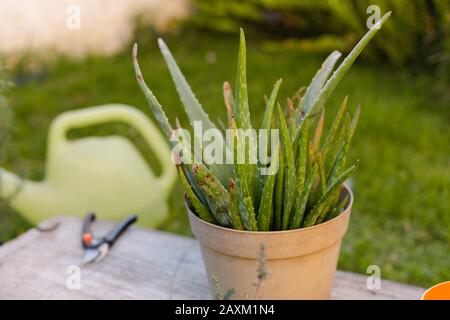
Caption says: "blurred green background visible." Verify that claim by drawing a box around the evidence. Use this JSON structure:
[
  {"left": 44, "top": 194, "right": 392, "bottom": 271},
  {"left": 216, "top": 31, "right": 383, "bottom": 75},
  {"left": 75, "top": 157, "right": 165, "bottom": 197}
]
[{"left": 0, "top": 0, "right": 449, "bottom": 287}]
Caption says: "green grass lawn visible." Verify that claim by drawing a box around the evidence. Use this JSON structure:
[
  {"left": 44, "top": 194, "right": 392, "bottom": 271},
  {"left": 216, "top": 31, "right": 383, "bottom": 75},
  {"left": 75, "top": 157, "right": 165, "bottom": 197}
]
[{"left": 1, "top": 31, "right": 448, "bottom": 287}]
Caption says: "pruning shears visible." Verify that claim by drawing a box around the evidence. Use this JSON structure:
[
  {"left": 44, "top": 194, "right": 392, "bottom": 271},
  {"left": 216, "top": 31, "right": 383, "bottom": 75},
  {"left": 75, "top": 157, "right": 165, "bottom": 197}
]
[{"left": 81, "top": 212, "right": 137, "bottom": 265}]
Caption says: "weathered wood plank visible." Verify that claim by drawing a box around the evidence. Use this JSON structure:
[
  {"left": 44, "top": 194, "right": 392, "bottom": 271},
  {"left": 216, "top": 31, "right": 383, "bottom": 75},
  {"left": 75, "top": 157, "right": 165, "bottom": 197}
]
[{"left": 0, "top": 216, "right": 424, "bottom": 300}]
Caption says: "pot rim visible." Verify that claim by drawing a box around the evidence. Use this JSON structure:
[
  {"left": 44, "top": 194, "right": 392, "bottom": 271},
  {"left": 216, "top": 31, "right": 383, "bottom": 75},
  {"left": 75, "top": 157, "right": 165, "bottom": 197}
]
[{"left": 186, "top": 184, "right": 353, "bottom": 235}]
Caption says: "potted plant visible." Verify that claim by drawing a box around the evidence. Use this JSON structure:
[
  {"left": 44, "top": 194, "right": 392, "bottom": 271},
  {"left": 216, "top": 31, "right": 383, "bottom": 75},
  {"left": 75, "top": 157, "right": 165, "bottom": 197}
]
[{"left": 132, "top": 12, "right": 391, "bottom": 299}]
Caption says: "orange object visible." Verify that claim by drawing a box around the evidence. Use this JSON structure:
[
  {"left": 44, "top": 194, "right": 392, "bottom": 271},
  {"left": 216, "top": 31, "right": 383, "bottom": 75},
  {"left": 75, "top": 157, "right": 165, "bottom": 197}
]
[
  {"left": 422, "top": 281, "right": 450, "bottom": 300},
  {"left": 82, "top": 233, "right": 93, "bottom": 245}
]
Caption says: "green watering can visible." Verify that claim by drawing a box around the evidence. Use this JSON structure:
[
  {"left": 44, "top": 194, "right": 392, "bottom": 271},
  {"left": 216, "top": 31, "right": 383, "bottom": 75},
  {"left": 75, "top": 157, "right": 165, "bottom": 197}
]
[{"left": 0, "top": 104, "right": 176, "bottom": 228}]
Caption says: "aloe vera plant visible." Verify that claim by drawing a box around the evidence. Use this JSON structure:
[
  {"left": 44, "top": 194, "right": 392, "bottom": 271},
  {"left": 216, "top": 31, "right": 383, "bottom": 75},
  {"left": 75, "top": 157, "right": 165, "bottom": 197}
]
[{"left": 133, "top": 12, "right": 391, "bottom": 231}]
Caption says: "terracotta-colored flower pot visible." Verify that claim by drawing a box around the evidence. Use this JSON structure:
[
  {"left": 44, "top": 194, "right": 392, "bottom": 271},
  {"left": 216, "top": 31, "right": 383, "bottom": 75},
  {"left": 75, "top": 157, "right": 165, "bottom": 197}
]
[{"left": 187, "top": 185, "right": 353, "bottom": 300}]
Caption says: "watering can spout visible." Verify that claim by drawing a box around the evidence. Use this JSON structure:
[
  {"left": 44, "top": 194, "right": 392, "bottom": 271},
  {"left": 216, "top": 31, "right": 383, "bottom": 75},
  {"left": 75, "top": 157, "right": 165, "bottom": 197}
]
[
  {"left": 0, "top": 168, "right": 49, "bottom": 220},
  {"left": 0, "top": 168, "right": 24, "bottom": 200}
]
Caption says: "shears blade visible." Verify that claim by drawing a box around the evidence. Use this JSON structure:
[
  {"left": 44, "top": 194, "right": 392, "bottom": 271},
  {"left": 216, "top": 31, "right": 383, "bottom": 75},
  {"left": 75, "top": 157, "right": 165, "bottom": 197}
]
[{"left": 82, "top": 244, "right": 109, "bottom": 265}]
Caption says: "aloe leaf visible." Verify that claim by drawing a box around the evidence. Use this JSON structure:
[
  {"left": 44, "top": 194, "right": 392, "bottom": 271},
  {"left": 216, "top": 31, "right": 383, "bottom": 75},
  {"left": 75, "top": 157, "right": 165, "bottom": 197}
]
[
  {"left": 174, "top": 118, "right": 199, "bottom": 163},
  {"left": 328, "top": 113, "right": 351, "bottom": 185},
  {"left": 172, "top": 119, "right": 211, "bottom": 204},
  {"left": 312, "top": 109, "right": 325, "bottom": 150},
  {"left": 191, "top": 163, "right": 233, "bottom": 227},
  {"left": 292, "top": 116, "right": 311, "bottom": 210},
  {"left": 232, "top": 129, "right": 258, "bottom": 231},
  {"left": 292, "top": 86, "right": 306, "bottom": 106},
  {"left": 234, "top": 28, "right": 252, "bottom": 131},
  {"left": 274, "top": 149, "right": 284, "bottom": 231},
  {"left": 324, "top": 111, "right": 348, "bottom": 177},
  {"left": 297, "top": 50, "right": 342, "bottom": 118},
  {"left": 177, "top": 165, "right": 216, "bottom": 224},
  {"left": 223, "top": 81, "right": 235, "bottom": 128},
  {"left": 133, "top": 43, "right": 173, "bottom": 137},
  {"left": 350, "top": 104, "right": 361, "bottom": 139},
  {"left": 239, "top": 195, "right": 258, "bottom": 231},
  {"left": 261, "top": 79, "right": 282, "bottom": 132},
  {"left": 134, "top": 44, "right": 209, "bottom": 198},
  {"left": 306, "top": 142, "right": 324, "bottom": 205},
  {"left": 158, "top": 38, "right": 218, "bottom": 132},
  {"left": 257, "top": 144, "right": 279, "bottom": 231},
  {"left": 287, "top": 98, "right": 296, "bottom": 137},
  {"left": 328, "top": 105, "right": 359, "bottom": 186},
  {"left": 277, "top": 104, "right": 296, "bottom": 230},
  {"left": 317, "top": 186, "right": 342, "bottom": 224},
  {"left": 229, "top": 178, "right": 244, "bottom": 230},
  {"left": 158, "top": 39, "right": 233, "bottom": 185},
  {"left": 303, "top": 160, "right": 359, "bottom": 227},
  {"left": 234, "top": 29, "right": 261, "bottom": 205},
  {"left": 235, "top": 170, "right": 258, "bottom": 231},
  {"left": 290, "top": 163, "right": 319, "bottom": 229},
  {"left": 310, "top": 12, "right": 392, "bottom": 114},
  {"left": 314, "top": 145, "right": 327, "bottom": 194},
  {"left": 326, "top": 193, "right": 349, "bottom": 222},
  {"left": 321, "top": 96, "right": 348, "bottom": 158},
  {"left": 259, "top": 79, "right": 281, "bottom": 169}
]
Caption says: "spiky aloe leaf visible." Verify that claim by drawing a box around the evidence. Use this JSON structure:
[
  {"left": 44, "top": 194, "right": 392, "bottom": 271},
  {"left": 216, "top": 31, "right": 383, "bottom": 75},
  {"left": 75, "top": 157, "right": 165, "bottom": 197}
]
[
  {"left": 261, "top": 79, "right": 282, "bottom": 132},
  {"left": 313, "top": 145, "right": 327, "bottom": 194},
  {"left": 229, "top": 178, "right": 244, "bottom": 230},
  {"left": 297, "top": 50, "right": 342, "bottom": 118},
  {"left": 177, "top": 165, "right": 216, "bottom": 224},
  {"left": 316, "top": 186, "right": 342, "bottom": 224},
  {"left": 326, "top": 194, "right": 349, "bottom": 222},
  {"left": 291, "top": 116, "right": 311, "bottom": 219},
  {"left": 321, "top": 96, "right": 348, "bottom": 158},
  {"left": 158, "top": 39, "right": 233, "bottom": 185},
  {"left": 274, "top": 149, "right": 284, "bottom": 231},
  {"left": 234, "top": 29, "right": 261, "bottom": 206},
  {"left": 158, "top": 38, "right": 217, "bottom": 132},
  {"left": 303, "top": 160, "right": 359, "bottom": 227},
  {"left": 328, "top": 106, "right": 359, "bottom": 184},
  {"left": 324, "top": 111, "right": 348, "bottom": 178},
  {"left": 134, "top": 50, "right": 211, "bottom": 206},
  {"left": 174, "top": 118, "right": 198, "bottom": 163},
  {"left": 172, "top": 119, "right": 208, "bottom": 204},
  {"left": 235, "top": 175, "right": 257, "bottom": 231},
  {"left": 191, "top": 163, "right": 232, "bottom": 227},
  {"left": 234, "top": 28, "right": 252, "bottom": 131},
  {"left": 239, "top": 195, "right": 258, "bottom": 231},
  {"left": 328, "top": 113, "right": 352, "bottom": 185},
  {"left": 305, "top": 142, "right": 324, "bottom": 205},
  {"left": 259, "top": 80, "right": 281, "bottom": 174},
  {"left": 277, "top": 104, "right": 296, "bottom": 230},
  {"left": 223, "top": 82, "right": 235, "bottom": 128},
  {"left": 350, "top": 104, "right": 361, "bottom": 139},
  {"left": 312, "top": 109, "right": 325, "bottom": 150},
  {"left": 135, "top": 44, "right": 204, "bottom": 200},
  {"left": 232, "top": 129, "right": 258, "bottom": 231},
  {"left": 287, "top": 98, "right": 296, "bottom": 137},
  {"left": 290, "top": 163, "right": 319, "bottom": 229},
  {"left": 310, "top": 12, "right": 392, "bottom": 114},
  {"left": 257, "top": 144, "right": 279, "bottom": 231},
  {"left": 295, "top": 117, "right": 312, "bottom": 172},
  {"left": 292, "top": 86, "right": 306, "bottom": 106},
  {"left": 133, "top": 43, "right": 173, "bottom": 137}
]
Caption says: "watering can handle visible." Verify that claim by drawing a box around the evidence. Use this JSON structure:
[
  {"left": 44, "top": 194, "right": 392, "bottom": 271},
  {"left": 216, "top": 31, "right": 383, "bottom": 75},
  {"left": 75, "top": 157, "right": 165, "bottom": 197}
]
[{"left": 49, "top": 104, "right": 176, "bottom": 195}]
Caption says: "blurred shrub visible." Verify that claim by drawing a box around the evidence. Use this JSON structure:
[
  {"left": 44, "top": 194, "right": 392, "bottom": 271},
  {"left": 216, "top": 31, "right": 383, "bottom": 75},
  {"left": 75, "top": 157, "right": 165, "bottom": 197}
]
[
  {"left": 189, "top": 0, "right": 449, "bottom": 68},
  {"left": 0, "top": 66, "right": 12, "bottom": 162}
]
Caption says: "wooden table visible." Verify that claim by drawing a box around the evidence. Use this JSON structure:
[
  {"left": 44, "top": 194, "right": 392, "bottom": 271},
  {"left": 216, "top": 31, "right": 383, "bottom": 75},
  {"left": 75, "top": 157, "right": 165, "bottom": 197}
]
[{"left": 0, "top": 216, "right": 425, "bottom": 300}]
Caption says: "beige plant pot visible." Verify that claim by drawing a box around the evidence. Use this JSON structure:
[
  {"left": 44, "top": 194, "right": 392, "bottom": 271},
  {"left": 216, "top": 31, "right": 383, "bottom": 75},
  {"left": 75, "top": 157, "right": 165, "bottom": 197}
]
[{"left": 187, "top": 185, "right": 353, "bottom": 300}]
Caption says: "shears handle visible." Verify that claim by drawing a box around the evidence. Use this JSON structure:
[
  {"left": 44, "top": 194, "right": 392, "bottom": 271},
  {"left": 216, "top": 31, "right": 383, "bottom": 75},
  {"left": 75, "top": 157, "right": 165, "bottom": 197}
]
[
  {"left": 104, "top": 215, "right": 138, "bottom": 247},
  {"left": 81, "top": 212, "right": 96, "bottom": 248}
]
